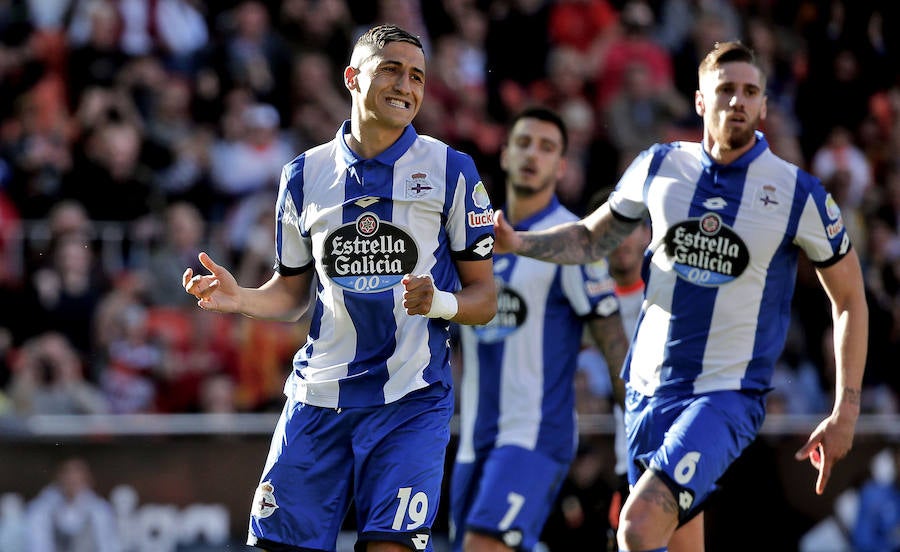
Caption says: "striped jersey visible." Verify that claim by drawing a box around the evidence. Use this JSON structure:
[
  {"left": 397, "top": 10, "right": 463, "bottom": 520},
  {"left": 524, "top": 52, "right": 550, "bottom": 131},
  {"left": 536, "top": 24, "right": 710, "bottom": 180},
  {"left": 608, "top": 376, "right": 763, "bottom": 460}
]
[
  {"left": 274, "top": 121, "right": 495, "bottom": 408},
  {"left": 457, "top": 197, "right": 620, "bottom": 464},
  {"left": 609, "top": 132, "right": 850, "bottom": 397}
]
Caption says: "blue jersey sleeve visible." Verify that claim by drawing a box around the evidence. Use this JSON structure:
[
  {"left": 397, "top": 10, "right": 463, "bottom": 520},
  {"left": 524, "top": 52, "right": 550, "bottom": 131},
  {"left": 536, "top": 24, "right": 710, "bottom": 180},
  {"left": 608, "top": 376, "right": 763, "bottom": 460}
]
[{"left": 444, "top": 148, "right": 494, "bottom": 261}]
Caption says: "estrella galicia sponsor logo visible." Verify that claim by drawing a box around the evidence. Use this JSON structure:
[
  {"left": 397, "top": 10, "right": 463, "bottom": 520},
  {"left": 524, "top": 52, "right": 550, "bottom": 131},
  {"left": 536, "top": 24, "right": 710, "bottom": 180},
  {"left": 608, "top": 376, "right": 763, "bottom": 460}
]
[
  {"left": 474, "top": 282, "right": 526, "bottom": 343},
  {"left": 322, "top": 212, "right": 418, "bottom": 293},
  {"left": 663, "top": 213, "right": 749, "bottom": 286},
  {"left": 472, "top": 181, "right": 490, "bottom": 209},
  {"left": 467, "top": 208, "right": 494, "bottom": 228}
]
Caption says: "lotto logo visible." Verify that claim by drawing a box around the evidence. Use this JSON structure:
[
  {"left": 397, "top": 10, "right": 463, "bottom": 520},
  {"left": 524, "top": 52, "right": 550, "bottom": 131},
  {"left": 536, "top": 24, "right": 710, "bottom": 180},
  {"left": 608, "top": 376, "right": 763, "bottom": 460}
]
[
  {"left": 472, "top": 235, "right": 494, "bottom": 258},
  {"left": 411, "top": 533, "right": 430, "bottom": 550}
]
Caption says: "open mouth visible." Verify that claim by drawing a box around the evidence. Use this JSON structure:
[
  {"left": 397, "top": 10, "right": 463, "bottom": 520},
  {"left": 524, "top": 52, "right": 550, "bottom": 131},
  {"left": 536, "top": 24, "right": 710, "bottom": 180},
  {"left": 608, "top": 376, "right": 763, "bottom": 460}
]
[{"left": 387, "top": 98, "right": 410, "bottom": 109}]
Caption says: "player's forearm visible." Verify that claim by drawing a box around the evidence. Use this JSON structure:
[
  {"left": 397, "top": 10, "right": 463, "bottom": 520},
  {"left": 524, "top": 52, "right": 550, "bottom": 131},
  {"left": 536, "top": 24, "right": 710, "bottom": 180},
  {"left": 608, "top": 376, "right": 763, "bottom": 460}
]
[
  {"left": 517, "top": 205, "right": 640, "bottom": 265},
  {"left": 239, "top": 275, "right": 310, "bottom": 322},
  {"left": 830, "top": 293, "right": 868, "bottom": 419},
  {"left": 589, "top": 315, "right": 629, "bottom": 409},
  {"left": 451, "top": 278, "right": 497, "bottom": 326}
]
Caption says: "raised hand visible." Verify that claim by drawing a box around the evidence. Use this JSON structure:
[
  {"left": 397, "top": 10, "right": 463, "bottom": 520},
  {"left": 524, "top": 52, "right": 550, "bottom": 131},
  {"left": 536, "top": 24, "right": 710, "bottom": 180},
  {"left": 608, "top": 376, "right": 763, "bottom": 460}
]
[
  {"left": 182, "top": 252, "right": 241, "bottom": 313},
  {"left": 492, "top": 209, "right": 520, "bottom": 255}
]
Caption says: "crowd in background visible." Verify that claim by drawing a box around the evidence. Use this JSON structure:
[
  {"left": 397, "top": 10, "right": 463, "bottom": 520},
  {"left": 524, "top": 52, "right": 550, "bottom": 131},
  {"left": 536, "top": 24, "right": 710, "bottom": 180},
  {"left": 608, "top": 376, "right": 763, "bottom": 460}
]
[{"left": 0, "top": 0, "right": 898, "bottom": 421}]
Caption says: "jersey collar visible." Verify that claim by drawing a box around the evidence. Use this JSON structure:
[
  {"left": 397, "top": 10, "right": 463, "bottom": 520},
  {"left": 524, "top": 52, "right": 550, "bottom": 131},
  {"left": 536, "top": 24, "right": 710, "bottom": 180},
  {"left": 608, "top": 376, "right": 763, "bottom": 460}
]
[
  {"left": 701, "top": 130, "right": 769, "bottom": 169},
  {"left": 336, "top": 120, "right": 419, "bottom": 167},
  {"left": 507, "top": 195, "right": 562, "bottom": 231}
]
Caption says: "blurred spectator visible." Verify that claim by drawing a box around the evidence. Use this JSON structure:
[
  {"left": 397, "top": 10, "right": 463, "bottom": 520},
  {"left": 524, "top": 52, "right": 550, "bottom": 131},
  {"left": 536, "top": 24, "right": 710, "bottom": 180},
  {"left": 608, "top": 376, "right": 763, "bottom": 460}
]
[
  {"left": 7, "top": 332, "right": 109, "bottom": 415},
  {"left": 26, "top": 457, "right": 120, "bottom": 552},
  {"left": 68, "top": 0, "right": 208, "bottom": 63},
  {"left": 28, "top": 233, "right": 108, "bottom": 357},
  {"left": 668, "top": 8, "right": 736, "bottom": 121},
  {"left": 529, "top": 45, "right": 594, "bottom": 113},
  {"left": 289, "top": 51, "right": 349, "bottom": 149},
  {"left": 358, "top": 0, "right": 432, "bottom": 56},
  {"left": 65, "top": 0, "right": 132, "bottom": 109},
  {"left": 278, "top": 0, "right": 354, "bottom": 70},
  {"left": 796, "top": 1, "right": 891, "bottom": 158},
  {"left": 142, "top": 73, "right": 215, "bottom": 209},
  {"left": 0, "top": 185, "right": 23, "bottom": 289},
  {"left": 761, "top": 104, "right": 805, "bottom": 167},
  {"left": 0, "top": 76, "right": 73, "bottom": 219},
  {"left": 743, "top": 17, "right": 798, "bottom": 117},
  {"left": 593, "top": 0, "right": 674, "bottom": 114},
  {"left": 152, "top": 307, "right": 238, "bottom": 413},
  {"left": 811, "top": 126, "right": 873, "bottom": 211},
  {"left": 654, "top": 0, "right": 740, "bottom": 54},
  {"left": 548, "top": 0, "right": 617, "bottom": 72},
  {"left": 768, "top": 317, "right": 829, "bottom": 416},
  {"left": 208, "top": 102, "right": 295, "bottom": 257},
  {"left": 557, "top": 97, "right": 619, "bottom": 214},
  {"left": 198, "top": 371, "right": 238, "bottom": 414},
  {"left": 61, "top": 118, "right": 158, "bottom": 225},
  {"left": 101, "top": 303, "right": 162, "bottom": 413},
  {"left": 91, "top": 269, "right": 147, "bottom": 363},
  {"left": 207, "top": 0, "right": 293, "bottom": 120},
  {"left": 0, "top": 492, "right": 26, "bottom": 551},
  {"left": 142, "top": 201, "right": 213, "bottom": 307},
  {"left": 541, "top": 439, "right": 616, "bottom": 551},
  {"left": 484, "top": 0, "right": 551, "bottom": 121},
  {"left": 851, "top": 443, "right": 900, "bottom": 552},
  {"left": 604, "top": 59, "right": 689, "bottom": 171}
]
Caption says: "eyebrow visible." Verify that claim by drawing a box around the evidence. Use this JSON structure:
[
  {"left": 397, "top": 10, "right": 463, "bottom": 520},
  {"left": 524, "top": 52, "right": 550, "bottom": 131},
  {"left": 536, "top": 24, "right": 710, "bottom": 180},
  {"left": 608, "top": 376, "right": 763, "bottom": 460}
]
[{"left": 379, "top": 59, "right": 426, "bottom": 78}]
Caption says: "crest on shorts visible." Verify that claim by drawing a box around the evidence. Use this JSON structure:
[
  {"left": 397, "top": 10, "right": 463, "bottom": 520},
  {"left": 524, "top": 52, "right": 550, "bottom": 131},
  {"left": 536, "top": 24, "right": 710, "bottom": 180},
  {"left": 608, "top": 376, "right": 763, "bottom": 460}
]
[{"left": 251, "top": 481, "right": 279, "bottom": 518}]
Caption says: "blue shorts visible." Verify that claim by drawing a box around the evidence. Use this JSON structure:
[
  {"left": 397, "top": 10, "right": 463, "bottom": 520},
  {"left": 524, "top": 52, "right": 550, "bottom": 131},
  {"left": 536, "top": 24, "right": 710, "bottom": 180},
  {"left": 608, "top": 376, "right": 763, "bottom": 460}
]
[
  {"left": 624, "top": 387, "right": 766, "bottom": 521},
  {"left": 248, "top": 385, "right": 453, "bottom": 551},
  {"left": 449, "top": 445, "right": 570, "bottom": 552}
]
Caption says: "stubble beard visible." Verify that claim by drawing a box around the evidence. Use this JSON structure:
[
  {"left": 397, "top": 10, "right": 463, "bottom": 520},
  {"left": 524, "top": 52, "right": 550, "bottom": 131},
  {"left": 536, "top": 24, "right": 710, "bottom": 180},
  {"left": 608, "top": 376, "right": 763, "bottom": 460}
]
[
  {"left": 509, "top": 176, "right": 554, "bottom": 199},
  {"left": 720, "top": 114, "right": 759, "bottom": 151}
]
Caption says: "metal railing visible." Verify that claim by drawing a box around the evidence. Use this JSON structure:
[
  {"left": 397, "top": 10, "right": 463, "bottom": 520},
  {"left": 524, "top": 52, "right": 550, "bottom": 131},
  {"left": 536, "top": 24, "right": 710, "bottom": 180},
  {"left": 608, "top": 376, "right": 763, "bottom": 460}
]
[{"left": 3, "top": 413, "right": 899, "bottom": 439}]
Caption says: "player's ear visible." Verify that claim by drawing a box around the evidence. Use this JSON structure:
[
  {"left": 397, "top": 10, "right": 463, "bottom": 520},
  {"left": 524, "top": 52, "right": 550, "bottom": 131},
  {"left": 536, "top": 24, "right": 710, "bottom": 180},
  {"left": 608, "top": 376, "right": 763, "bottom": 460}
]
[
  {"left": 499, "top": 144, "right": 510, "bottom": 172},
  {"left": 760, "top": 95, "right": 768, "bottom": 121},
  {"left": 695, "top": 90, "right": 705, "bottom": 116},
  {"left": 556, "top": 155, "right": 568, "bottom": 182},
  {"left": 344, "top": 66, "right": 359, "bottom": 92}
]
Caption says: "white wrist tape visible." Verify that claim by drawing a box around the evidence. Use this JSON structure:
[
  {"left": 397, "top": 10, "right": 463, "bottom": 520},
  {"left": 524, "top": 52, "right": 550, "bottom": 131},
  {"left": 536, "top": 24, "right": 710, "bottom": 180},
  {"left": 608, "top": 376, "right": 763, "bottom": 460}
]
[{"left": 426, "top": 280, "right": 458, "bottom": 320}]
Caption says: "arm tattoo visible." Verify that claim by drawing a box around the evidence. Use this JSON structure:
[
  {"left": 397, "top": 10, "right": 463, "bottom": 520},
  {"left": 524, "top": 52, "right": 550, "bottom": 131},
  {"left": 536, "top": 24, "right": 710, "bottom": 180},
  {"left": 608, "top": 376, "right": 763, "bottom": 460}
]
[
  {"left": 842, "top": 388, "right": 861, "bottom": 407},
  {"left": 517, "top": 214, "right": 641, "bottom": 265}
]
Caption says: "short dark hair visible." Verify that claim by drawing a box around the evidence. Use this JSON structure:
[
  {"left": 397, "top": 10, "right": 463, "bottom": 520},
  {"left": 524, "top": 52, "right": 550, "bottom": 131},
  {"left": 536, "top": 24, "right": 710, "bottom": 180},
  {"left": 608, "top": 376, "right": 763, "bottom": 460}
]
[
  {"left": 351, "top": 24, "right": 423, "bottom": 66},
  {"left": 698, "top": 41, "right": 767, "bottom": 89},
  {"left": 509, "top": 107, "right": 569, "bottom": 154}
]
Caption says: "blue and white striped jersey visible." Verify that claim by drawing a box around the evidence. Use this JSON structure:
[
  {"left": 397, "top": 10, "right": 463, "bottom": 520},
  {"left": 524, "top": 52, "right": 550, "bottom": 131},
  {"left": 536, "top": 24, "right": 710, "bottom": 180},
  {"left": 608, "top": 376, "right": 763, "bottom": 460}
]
[
  {"left": 609, "top": 132, "right": 850, "bottom": 397},
  {"left": 457, "top": 197, "right": 620, "bottom": 464},
  {"left": 274, "top": 121, "right": 494, "bottom": 408}
]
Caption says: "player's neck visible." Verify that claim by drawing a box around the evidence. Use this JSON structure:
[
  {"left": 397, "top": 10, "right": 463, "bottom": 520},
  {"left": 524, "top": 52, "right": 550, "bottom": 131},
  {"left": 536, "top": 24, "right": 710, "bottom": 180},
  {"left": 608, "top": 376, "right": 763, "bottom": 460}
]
[
  {"left": 505, "top": 195, "right": 552, "bottom": 226},
  {"left": 505, "top": 185, "right": 554, "bottom": 226},
  {"left": 346, "top": 120, "right": 403, "bottom": 159},
  {"left": 704, "top": 135, "right": 756, "bottom": 166}
]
